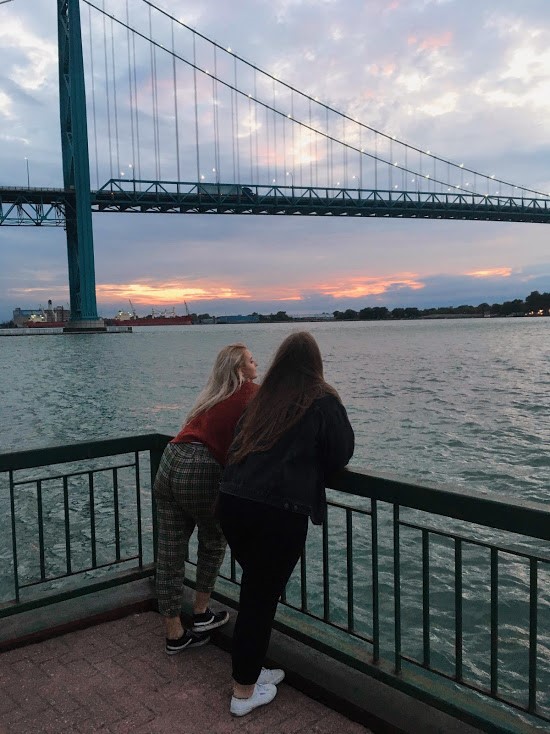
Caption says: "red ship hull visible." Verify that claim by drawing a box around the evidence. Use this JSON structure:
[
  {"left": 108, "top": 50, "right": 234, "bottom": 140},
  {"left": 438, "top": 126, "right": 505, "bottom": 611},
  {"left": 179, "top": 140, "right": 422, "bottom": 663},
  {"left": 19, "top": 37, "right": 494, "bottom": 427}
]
[{"left": 25, "top": 321, "right": 67, "bottom": 328}]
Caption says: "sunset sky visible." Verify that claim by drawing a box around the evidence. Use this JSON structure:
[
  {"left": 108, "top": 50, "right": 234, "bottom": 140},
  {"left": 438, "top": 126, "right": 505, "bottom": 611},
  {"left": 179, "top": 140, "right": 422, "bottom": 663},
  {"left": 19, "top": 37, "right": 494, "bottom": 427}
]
[{"left": 1, "top": 0, "right": 549, "bottom": 320}]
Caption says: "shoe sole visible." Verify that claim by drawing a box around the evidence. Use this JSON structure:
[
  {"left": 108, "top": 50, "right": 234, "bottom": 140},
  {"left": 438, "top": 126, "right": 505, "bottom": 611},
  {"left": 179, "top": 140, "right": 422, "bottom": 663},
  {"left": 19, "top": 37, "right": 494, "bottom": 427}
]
[
  {"left": 192, "top": 611, "right": 230, "bottom": 633},
  {"left": 165, "top": 635, "right": 210, "bottom": 655},
  {"left": 230, "top": 692, "right": 276, "bottom": 717}
]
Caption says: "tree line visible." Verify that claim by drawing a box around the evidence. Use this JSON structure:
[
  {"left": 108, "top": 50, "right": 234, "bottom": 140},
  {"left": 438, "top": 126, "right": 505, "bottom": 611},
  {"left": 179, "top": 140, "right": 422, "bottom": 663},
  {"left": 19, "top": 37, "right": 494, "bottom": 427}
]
[{"left": 332, "top": 290, "right": 550, "bottom": 321}]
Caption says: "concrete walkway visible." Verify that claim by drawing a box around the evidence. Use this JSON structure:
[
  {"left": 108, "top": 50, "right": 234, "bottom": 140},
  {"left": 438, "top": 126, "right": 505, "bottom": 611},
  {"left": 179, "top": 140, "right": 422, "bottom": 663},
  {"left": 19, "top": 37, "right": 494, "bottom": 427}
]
[{"left": 0, "top": 611, "right": 372, "bottom": 734}]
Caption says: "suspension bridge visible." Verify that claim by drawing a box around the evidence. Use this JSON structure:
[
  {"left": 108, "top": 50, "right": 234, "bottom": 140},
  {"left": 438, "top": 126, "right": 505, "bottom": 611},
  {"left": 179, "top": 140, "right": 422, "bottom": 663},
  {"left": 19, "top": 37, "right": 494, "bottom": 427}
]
[{"left": 1, "top": 0, "right": 549, "bottom": 329}]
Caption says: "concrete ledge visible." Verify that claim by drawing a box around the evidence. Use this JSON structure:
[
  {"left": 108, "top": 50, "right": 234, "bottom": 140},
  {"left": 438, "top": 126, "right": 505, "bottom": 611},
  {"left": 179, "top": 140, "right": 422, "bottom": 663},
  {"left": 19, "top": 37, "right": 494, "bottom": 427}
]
[{"left": 0, "top": 578, "right": 155, "bottom": 652}]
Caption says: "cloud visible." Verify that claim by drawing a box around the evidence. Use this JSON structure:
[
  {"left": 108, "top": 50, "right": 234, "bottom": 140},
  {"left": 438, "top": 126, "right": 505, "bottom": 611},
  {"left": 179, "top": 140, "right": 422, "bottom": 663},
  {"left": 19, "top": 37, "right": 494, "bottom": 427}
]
[
  {"left": 466, "top": 267, "right": 512, "bottom": 279},
  {"left": 1, "top": 0, "right": 549, "bottom": 323}
]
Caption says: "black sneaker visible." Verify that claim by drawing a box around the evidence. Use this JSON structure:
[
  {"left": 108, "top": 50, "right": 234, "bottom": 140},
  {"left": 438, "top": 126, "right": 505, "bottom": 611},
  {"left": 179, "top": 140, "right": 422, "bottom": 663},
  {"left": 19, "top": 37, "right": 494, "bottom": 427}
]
[
  {"left": 192, "top": 608, "right": 229, "bottom": 633},
  {"left": 165, "top": 629, "right": 210, "bottom": 655}
]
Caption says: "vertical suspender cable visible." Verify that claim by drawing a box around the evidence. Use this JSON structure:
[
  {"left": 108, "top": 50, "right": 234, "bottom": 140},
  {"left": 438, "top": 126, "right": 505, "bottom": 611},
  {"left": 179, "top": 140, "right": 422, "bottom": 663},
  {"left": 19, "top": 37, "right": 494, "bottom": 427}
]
[
  {"left": 125, "top": 1, "right": 136, "bottom": 185},
  {"left": 171, "top": 22, "right": 181, "bottom": 184},
  {"left": 359, "top": 125, "right": 362, "bottom": 190},
  {"left": 389, "top": 138, "right": 393, "bottom": 190},
  {"left": 149, "top": 7, "right": 161, "bottom": 180},
  {"left": 314, "top": 103, "right": 318, "bottom": 187},
  {"left": 292, "top": 91, "right": 297, "bottom": 185},
  {"left": 272, "top": 79, "right": 277, "bottom": 184},
  {"left": 193, "top": 34, "right": 201, "bottom": 183},
  {"left": 248, "top": 95, "right": 253, "bottom": 185},
  {"left": 343, "top": 117, "right": 347, "bottom": 187},
  {"left": 282, "top": 115, "right": 287, "bottom": 185},
  {"left": 374, "top": 132, "right": 378, "bottom": 191},
  {"left": 254, "top": 70, "right": 259, "bottom": 185},
  {"left": 265, "top": 105, "right": 270, "bottom": 185},
  {"left": 234, "top": 56, "right": 240, "bottom": 186},
  {"left": 325, "top": 106, "right": 329, "bottom": 188},
  {"left": 308, "top": 97, "right": 313, "bottom": 188},
  {"left": 110, "top": 17, "right": 121, "bottom": 178},
  {"left": 230, "top": 65, "right": 236, "bottom": 182},
  {"left": 102, "top": 0, "right": 113, "bottom": 180},
  {"left": 212, "top": 47, "right": 220, "bottom": 181},
  {"left": 132, "top": 34, "right": 142, "bottom": 186},
  {"left": 88, "top": 5, "right": 100, "bottom": 188}
]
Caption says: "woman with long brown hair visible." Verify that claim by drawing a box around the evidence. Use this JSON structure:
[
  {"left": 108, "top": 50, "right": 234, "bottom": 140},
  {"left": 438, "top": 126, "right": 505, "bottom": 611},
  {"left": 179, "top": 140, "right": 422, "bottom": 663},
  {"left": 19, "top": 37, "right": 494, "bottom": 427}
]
[
  {"left": 218, "top": 331, "right": 354, "bottom": 716},
  {"left": 154, "top": 343, "right": 258, "bottom": 654}
]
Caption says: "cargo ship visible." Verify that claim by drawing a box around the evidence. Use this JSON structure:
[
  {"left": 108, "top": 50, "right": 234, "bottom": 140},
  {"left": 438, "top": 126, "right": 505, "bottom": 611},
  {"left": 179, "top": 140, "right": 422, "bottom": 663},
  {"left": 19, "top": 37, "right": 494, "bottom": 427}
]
[
  {"left": 13, "top": 301, "right": 70, "bottom": 328},
  {"left": 104, "top": 301, "right": 193, "bottom": 326}
]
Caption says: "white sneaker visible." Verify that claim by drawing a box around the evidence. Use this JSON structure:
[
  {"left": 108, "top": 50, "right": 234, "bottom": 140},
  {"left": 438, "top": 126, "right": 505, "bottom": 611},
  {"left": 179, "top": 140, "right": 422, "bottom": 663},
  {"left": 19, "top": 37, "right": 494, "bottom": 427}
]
[
  {"left": 257, "top": 667, "right": 285, "bottom": 685},
  {"left": 230, "top": 683, "right": 277, "bottom": 717}
]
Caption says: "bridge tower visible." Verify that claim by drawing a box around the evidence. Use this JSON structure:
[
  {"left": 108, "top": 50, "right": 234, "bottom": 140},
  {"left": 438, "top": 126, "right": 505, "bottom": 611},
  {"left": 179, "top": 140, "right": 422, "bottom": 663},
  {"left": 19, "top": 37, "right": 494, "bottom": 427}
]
[{"left": 57, "top": 0, "right": 105, "bottom": 331}]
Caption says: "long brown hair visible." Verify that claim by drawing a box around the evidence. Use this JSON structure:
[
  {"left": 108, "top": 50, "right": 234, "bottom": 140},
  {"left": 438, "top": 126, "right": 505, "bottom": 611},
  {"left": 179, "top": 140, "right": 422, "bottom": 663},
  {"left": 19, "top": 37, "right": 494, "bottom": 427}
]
[{"left": 229, "top": 331, "right": 339, "bottom": 463}]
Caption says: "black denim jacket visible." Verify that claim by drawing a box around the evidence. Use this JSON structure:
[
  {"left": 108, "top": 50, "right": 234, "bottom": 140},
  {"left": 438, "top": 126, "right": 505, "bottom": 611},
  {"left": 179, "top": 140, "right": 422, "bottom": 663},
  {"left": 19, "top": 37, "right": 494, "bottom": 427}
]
[{"left": 219, "top": 394, "right": 354, "bottom": 524}]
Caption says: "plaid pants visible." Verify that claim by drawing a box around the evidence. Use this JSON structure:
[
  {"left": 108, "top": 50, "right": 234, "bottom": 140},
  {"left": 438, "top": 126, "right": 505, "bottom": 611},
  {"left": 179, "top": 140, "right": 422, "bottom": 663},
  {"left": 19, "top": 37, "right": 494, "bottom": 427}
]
[{"left": 154, "top": 442, "right": 226, "bottom": 617}]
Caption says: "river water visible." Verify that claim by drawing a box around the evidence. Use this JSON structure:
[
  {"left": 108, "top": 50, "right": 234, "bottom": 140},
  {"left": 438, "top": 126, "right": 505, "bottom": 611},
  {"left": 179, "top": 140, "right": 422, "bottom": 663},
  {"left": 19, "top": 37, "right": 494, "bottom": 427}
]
[
  {"left": 1, "top": 319, "right": 549, "bottom": 715},
  {"left": 2, "top": 318, "right": 548, "bottom": 499}
]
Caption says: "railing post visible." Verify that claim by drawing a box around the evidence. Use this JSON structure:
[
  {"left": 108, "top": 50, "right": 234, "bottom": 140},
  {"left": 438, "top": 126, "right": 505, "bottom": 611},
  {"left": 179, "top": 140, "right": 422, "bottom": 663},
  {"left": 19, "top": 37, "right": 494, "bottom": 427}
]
[{"left": 149, "top": 442, "right": 165, "bottom": 564}]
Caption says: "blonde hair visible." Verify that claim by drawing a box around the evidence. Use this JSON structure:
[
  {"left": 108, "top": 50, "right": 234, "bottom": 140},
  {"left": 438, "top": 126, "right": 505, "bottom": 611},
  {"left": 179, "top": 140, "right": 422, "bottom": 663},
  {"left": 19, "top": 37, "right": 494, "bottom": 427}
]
[{"left": 185, "top": 343, "right": 249, "bottom": 423}]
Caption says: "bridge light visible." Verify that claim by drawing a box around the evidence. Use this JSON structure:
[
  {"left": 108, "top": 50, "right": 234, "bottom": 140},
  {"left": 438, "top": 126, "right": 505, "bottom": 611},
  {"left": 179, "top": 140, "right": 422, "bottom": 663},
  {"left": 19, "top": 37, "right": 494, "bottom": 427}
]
[
  {"left": 425, "top": 174, "right": 429, "bottom": 178},
  {"left": 459, "top": 163, "right": 464, "bottom": 168},
  {"left": 490, "top": 175, "right": 495, "bottom": 179},
  {"left": 426, "top": 150, "right": 430, "bottom": 154},
  {"left": 394, "top": 162, "right": 398, "bottom": 166},
  {"left": 227, "top": 47, "right": 232, "bottom": 52}
]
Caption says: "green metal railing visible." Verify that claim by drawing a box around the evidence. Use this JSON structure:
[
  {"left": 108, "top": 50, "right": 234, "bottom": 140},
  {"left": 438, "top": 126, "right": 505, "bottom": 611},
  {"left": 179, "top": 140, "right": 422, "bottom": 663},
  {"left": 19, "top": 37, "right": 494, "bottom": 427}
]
[
  {"left": 1, "top": 434, "right": 548, "bottom": 733},
  {"left": 0, "top": 434, "right": 170, "bottom": 613}
]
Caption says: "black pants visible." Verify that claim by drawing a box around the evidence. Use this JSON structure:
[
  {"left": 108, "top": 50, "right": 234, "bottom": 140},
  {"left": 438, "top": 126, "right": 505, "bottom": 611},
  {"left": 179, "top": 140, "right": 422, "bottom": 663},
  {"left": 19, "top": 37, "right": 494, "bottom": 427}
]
[{"left": 219, "top": 493, "right": 308, "bottom": 685}]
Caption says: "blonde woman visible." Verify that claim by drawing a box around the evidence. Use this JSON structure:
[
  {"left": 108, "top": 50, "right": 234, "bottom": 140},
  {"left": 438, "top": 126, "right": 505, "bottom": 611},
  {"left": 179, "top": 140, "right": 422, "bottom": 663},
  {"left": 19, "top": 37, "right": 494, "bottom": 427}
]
[{"left": 154, "top": 343, "right": 258, "bottom": 653}]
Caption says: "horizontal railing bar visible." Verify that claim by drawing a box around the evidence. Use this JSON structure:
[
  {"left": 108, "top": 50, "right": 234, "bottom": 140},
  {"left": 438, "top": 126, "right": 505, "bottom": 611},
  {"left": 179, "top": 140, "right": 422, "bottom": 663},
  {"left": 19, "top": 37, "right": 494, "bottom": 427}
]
[
  {"left": 326, "top": 498, "right": 372, "bottom": 515},
  {"left": 399, "top": 519, "right": 550, "bottom": 563},
  {"left": 17, "top": 555, "right": 142, "bottom": 589},
  {"left": 0, "top": 565, "right": 155, "bottom": 620},
  {"left": 11, "top": 461, "right": 137, "bottom": 486},
  {"left": 0, "top": 433, "right": 172, "bottom": 471},
  {"left": 330, "top": 467, "right": 550, "bottom": 541},
  {"left": 399, "top": 651, "right": 549, "bottom": 722}
]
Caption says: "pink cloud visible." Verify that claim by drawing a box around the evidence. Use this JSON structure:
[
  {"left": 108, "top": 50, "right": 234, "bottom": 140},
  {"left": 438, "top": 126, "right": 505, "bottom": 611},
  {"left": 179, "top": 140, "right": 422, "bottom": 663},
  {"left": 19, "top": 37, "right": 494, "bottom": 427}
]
[
  {"left": 466, "top": 268, "right": 512, "bottom": 279},
  {"left": 409, "top": 31, "right": 453, "bottom": 51}
]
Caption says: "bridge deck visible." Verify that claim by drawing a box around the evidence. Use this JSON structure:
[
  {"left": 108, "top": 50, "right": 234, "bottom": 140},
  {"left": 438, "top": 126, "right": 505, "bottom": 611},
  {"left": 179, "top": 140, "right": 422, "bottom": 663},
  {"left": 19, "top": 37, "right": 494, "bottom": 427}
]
[{"left": 0, "top": 611, "right": 371, "bottom": 734}]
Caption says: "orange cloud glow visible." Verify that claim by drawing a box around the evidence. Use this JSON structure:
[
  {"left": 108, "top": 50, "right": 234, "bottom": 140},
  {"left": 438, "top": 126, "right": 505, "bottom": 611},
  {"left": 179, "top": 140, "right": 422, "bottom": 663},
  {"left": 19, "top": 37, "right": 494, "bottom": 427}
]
[
  {"left": 466, "top": 268, "right": 512, "bottom": 279},
  {"left": 313, "top": 274, "right": 424, "bottom": 299},
  {"left": 96, "top": 281, "right": 251, "bottom": 304},
  {"left": 95, "top": 274, "right": 428, "bottom": 306}
]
